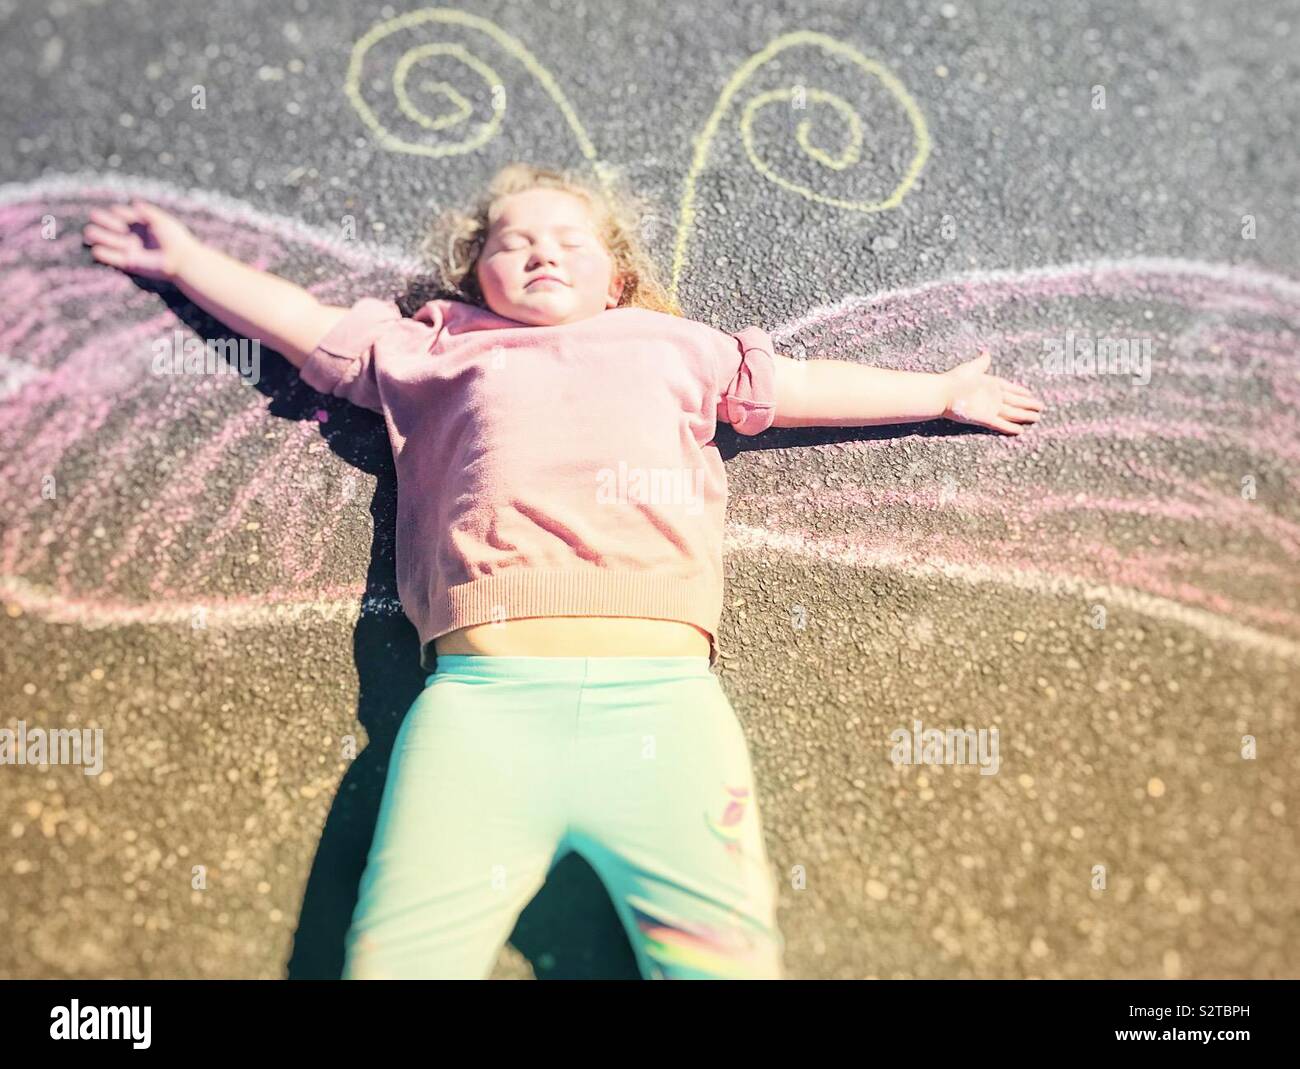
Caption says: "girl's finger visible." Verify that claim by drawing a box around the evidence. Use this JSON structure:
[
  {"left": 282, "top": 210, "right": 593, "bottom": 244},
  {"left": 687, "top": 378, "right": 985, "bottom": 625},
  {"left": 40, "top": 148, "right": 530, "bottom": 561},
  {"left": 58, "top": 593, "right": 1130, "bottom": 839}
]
[
  {"left": 89, "top": 244, "right": 129, "bottom": 268},
  {"left": 1000, "top": 405, "right": 1041, "bottom": 423},
  {"left": 108, "top": 202, "right": 143, "bottom": 226},
  {"left": 1005, "top": 392, "right": 1043, "bottom": 411},
  {"left": 87, "top": 206, "right": 131, "bottom": 233},
  {"left": 988, "top": 416, "right": 1024, "bottom": 435},
  {"left": 131, "top": 200, "right": 172, "bottom": 228},
  {"left": 82, "top": 222, "right": 134, "bottom": 249}
]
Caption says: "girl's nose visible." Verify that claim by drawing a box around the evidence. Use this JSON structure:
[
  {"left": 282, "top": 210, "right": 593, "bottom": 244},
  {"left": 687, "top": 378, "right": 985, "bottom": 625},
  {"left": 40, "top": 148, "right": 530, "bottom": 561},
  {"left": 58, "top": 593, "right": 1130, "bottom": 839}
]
[{"left": 526, "top": 242, "right": 561, "bottom": 269}]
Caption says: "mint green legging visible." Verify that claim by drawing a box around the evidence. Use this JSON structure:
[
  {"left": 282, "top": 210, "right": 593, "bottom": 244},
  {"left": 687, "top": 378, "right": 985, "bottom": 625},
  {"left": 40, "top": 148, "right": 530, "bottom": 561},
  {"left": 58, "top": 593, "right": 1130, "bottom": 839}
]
[{"left": 342, "top": 655, "right": 786, "bottom": 979}]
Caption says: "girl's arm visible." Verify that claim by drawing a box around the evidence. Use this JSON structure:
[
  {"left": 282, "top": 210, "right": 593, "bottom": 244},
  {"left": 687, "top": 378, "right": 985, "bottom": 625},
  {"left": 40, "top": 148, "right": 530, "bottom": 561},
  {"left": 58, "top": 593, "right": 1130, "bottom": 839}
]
[
  {"left": 82, "top": 199, "right": 346, "bottom": 368},
  {"left": 171, "top": 244, "right": 348, "bottom": 370},
  {"left": 771, "top": 350, "right": 1044, "bottom": 436}
]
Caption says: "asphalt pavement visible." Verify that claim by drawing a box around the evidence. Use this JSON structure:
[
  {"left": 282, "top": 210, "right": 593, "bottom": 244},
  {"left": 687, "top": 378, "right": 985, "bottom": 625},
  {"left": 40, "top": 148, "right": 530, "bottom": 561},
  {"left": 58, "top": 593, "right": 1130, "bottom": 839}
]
[{"left": 0, "top": 0, "right": 1296, "bottom": 978}]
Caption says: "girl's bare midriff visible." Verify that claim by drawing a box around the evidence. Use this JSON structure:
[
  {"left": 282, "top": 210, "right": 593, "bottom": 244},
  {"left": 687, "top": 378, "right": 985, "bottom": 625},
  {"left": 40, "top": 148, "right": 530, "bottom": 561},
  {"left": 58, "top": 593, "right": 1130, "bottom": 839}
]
[{"left": 433, "top": 616, "right": 712, "bottom": 657}]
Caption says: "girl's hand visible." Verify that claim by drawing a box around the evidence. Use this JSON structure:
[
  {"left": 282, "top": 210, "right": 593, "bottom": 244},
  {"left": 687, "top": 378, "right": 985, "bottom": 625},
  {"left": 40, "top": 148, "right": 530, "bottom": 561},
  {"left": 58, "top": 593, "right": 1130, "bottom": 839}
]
[
  {"left": 941, "top": 350, "right": 1044, "bottom": 435},
  {"left": 81, "top": 199, "right": 201, "bottom": 282}
]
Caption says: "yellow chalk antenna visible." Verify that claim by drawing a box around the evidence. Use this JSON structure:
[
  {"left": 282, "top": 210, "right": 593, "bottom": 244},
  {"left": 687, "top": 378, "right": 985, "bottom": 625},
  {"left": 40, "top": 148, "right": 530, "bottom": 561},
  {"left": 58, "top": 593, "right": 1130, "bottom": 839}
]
[
  {"left": 669, "top": 30, "right": 931, "bottom": 301},
  {"left": 344, "top": 14, "right": 930, "bottom": 304},
  {"left": 344, "top": 7, "right": 616, "bottom": 194}
]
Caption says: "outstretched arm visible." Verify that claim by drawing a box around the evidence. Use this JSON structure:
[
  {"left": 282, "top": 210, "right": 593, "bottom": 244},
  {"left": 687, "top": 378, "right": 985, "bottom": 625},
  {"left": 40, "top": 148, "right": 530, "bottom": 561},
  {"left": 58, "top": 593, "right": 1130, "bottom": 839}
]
[
  {"left": 82, "top": 199, "right": 347, "bottom": 369},
  {"left": 770, "top": 350, "right": 1044, "bottom": 436}
]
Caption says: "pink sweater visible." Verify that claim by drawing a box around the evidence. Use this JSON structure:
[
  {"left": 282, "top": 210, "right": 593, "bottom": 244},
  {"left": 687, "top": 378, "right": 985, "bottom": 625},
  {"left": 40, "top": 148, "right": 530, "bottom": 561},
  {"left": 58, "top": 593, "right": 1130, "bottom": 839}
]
[{"left": 299, "top": 295, "right": 779, "bottom": 670}]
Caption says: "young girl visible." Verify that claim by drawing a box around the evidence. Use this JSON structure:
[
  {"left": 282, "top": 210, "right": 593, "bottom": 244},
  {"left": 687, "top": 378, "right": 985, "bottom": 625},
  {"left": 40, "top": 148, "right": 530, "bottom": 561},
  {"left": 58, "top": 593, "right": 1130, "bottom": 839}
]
[{"left": 81, "top": 162, "right": 1043, "bottom": 980}]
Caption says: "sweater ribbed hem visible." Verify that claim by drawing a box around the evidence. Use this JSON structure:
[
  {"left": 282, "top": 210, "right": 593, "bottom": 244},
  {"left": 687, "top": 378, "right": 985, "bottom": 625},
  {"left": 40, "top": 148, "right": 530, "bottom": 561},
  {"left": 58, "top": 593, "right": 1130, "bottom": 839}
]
[{"left": 417, "top": 570, "right": 721, "bottom": 671}]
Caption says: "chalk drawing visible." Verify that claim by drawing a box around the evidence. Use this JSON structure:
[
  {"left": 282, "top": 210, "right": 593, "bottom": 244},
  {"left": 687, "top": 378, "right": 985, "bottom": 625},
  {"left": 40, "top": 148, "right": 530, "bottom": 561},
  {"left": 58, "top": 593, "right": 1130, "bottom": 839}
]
[
  {"left": 752, "top": 257, "right": 1300, "bottom": 661},
  {"left": 0, "top": 174, "right": 414, "bottom": 637},
  {"left": 342, "top": 9, "right": 930, "bottom": 304},
  {"left": 2, "top": 176, "right": 1297, "bottom": 662},
  {"left": 669, "top": 31, "right": 929, "bottom": 301}
]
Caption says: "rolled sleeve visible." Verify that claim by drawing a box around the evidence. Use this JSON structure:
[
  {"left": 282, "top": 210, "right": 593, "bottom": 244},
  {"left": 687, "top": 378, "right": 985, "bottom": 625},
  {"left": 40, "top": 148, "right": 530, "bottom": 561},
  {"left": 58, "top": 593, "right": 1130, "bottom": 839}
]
[
  {"left": 715, "top": 324, "right": 778, "bottom": 436},
  {"left": 299, "top": 297, "right": 405, "bottom": 414}
]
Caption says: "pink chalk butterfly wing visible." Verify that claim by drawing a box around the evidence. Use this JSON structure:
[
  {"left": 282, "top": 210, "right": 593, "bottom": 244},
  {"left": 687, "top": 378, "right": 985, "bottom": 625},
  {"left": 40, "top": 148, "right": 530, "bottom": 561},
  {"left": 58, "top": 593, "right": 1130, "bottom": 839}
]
[
  {"left": 0, "top": 185, "right": 425, "bottom": 629},
  {"left": 730, "top": 259, "right": 1300, "bottom": 658}
]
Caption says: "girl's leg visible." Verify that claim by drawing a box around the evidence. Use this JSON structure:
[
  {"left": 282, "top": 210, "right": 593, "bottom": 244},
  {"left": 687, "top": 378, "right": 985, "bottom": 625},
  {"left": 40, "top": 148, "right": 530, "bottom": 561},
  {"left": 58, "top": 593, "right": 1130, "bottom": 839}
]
[
  {"left": 343, "top": 664, "right": 574, "bottom": 979},
  {"left": 570, "top": 661, "right": 787, "bottom": 980}
]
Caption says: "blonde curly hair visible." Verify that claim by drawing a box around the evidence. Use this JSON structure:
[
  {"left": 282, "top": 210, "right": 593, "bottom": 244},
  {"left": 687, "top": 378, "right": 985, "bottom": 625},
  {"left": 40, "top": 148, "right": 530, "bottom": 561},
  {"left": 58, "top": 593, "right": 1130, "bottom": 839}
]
[{"left": 421, "top": 161, "right": 682, "bottom": 317}]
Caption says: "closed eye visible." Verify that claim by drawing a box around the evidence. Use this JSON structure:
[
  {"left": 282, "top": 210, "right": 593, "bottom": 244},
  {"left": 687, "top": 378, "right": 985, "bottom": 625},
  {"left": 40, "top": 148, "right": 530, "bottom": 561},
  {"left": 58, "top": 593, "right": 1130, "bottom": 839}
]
[{"left": 497, "top": 239, "right": 584, "bottom": 252}]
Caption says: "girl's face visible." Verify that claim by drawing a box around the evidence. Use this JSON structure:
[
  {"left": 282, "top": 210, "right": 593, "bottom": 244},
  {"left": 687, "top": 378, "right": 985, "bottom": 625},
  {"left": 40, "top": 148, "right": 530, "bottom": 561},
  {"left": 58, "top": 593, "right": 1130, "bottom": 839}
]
[{"left": 475, "top": 188, "right": 625, "bottom": 326}]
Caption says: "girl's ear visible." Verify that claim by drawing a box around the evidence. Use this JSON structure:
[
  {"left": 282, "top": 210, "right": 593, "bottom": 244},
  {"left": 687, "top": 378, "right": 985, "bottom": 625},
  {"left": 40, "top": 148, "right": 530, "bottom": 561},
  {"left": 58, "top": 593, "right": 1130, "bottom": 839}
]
[{"left": 606, "top": 272, "right": 626, "bottom": 307}]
